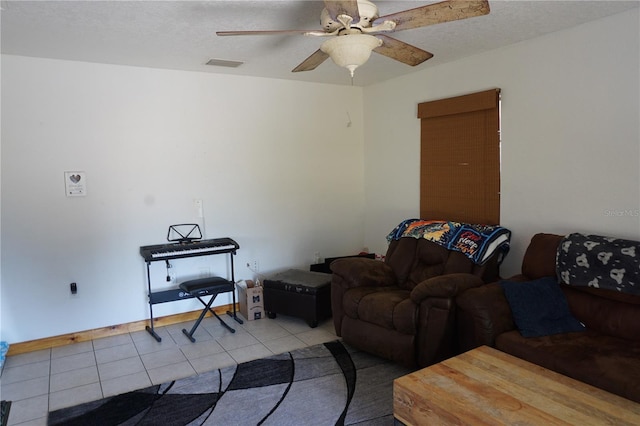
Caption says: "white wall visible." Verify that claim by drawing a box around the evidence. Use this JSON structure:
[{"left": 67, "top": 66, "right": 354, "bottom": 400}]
[
  {"left": 1, "top": 57, "right": 365, "bottom": 343},
  {"left": 363, "top": 9, "right": 640, "bottom": 277}
]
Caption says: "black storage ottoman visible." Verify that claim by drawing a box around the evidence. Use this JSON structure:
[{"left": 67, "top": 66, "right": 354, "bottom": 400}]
[{"left": 263, "top": 269, "right": 332, "bottom": 328}]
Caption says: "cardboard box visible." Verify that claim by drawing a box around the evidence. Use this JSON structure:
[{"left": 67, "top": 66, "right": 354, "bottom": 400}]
[{"left": 237, "top": 279, "right": 264, "bottom": 321}]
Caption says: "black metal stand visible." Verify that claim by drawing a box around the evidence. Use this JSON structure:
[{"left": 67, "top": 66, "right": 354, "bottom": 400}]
[
  {"left": 225, "top": 254, "right": 244, "bottom": 325},
  {"left": 145, "top": 261, "right": 163, "bottom": 342}
]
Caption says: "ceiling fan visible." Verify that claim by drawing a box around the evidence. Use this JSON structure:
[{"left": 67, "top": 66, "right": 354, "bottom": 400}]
[{"left": 217, "top": 0, "right": 490, "bottom": 77}]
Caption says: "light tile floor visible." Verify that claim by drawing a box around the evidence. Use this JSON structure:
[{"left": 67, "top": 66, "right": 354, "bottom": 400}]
[{"left": 0, "top": 314, "right": 338, "bottom": 425}]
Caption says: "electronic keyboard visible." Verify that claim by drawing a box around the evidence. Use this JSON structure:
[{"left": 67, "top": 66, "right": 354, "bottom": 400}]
[{"left": 140, "top": 237, "right": 239, "bottom": 262}]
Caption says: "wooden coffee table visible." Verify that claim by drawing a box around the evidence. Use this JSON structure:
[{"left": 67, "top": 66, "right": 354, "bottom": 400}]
[{"left": 394, "top": 345, "right": 640, "bottom": 425}]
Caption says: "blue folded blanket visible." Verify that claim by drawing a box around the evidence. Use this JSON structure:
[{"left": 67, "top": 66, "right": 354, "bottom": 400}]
[{"left": 387, "top": 219, "right": 511, "bottom": 265}]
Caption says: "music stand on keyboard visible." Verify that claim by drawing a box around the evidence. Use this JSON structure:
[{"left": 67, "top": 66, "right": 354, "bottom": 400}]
[{"left": 167, "top": 224, "right": 202, "bottom": 242}]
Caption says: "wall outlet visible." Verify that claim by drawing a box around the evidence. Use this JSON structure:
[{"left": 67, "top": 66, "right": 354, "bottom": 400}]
[
  {"left": 313, "top": 251, "right": 321, "bottom": 264},
  {"left": 168, "top": 270, "right": 177, "bottom": 283},
  {"left": 199, "top": 267, "right": 210, "bottom": 278}
]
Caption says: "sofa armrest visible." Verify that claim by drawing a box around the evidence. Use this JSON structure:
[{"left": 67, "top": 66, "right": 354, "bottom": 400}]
[
  {"left": 456, "top": 283, "right": 516, "bottom": 351},
  {"left": 410, "top": 273, "right": 484, "bottom": 304},
  {"left": 330, "top": 258, "right": 396, "bottom": 289}
]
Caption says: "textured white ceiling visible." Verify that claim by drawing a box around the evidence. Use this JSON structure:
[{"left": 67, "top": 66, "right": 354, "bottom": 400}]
[{"left": 1, "top": 1, "right": 638, "bottom": 86}]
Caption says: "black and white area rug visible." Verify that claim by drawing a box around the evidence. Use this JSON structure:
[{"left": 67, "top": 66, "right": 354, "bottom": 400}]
[{"left": 47, "top": 340, "right": 411, "bottom": 426}]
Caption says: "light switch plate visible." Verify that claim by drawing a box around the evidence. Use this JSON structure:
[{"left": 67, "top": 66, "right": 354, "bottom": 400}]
[{"left": 194, "top": 199, "right": 203, "bottom": 217}]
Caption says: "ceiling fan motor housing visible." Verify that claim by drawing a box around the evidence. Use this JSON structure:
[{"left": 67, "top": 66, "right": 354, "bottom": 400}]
[{"left": 321, "top": 0, "right": 379, "bottom": 32}]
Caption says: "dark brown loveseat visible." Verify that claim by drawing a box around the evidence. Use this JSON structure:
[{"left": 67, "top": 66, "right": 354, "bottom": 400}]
[
  {"left": 330, "top": 237, "right": 500, "bottom": 368},
  {"left": 457, "top": 233, "right": 640, "bottom": 403}
]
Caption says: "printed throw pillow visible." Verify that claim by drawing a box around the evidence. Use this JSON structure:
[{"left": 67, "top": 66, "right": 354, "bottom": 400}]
[{"left": 500, "top": 277, "right": 585, "bottom": 338}]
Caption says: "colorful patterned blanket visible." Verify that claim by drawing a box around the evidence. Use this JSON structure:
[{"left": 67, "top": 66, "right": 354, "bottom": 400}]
[
  {"left": 557, "top": 233, "right": 640, "bottom": 295},
  {"left": 0, "top": 341, "right": 8, "bottom": 373},
  {"left": 386, "top": 219, "right": 511, "bottom": 265}
]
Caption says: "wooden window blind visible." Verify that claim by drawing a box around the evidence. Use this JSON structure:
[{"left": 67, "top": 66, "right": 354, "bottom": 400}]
[{"left": 418, "top": 88, "right": 501, "bottom": 225}]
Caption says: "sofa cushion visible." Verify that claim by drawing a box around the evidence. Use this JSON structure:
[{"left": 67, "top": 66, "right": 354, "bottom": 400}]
[
  {"left": 500, "top": 277, "right": 585, "bottom": 337},
  {"left": 521, "top": 233, "right": 563, "bottom": 279},
  {"left": 562, "top": 285, "right": 640, "bottom": 341},
  {"left": 341, "top": 317, "right": 416, "bottom": 368},
  {"left": 385, "top": 238, "right": 419, "bottom": 287},
  {"left": 342, "top": 287, "right": 416, "bottom": 334},
  {"left": 496, "top": 329, "right": 640, "bottom": 403},
  {"left": 402, "top": 240, "right": 452, "bottom": 290}
]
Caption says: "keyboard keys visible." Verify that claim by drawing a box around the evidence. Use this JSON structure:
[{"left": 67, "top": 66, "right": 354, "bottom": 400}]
[{"left": 140, "top": 238, "right": 239, "bottom": 261}]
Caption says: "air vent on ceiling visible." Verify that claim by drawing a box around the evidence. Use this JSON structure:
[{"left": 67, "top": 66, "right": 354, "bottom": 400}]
[{"left": 206, "top": 58, "right": 244, "bottom": 68}]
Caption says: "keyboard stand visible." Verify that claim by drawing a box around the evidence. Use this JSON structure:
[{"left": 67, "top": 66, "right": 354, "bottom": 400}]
[{"left": 140, "top": 236, "right": 242, "bottom": 342}]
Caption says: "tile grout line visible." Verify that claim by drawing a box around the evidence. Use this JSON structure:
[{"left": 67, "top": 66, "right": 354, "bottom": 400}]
[
  {"left": 131, "top": 330, "right": 154, "bottom": 392},
  {"left": 91, "top": 339, "right": 105, "bottom": 403},
  {"left": 47, "top": 346, "right": 53, "bottom": 416}
]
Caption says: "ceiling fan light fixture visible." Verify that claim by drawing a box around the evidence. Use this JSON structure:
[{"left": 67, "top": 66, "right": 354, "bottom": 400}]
[{"left": 320, "top": 34, "right": 382, "bottom": 77}]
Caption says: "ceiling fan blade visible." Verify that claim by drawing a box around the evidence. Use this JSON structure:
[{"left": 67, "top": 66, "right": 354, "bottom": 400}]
[
  {"left": 375, "top": 0, "right": 490, "bottom": 32},
  {"left": 324, "top": 0, "right": 360, "bottom": 22},
  {"left": 292, "top": 49, "right": 330, "bottom": 73},
  {"left": 374, "top": 35, "right": 433, "bottom": 66},
  {"left": 217, "top": 30, "right": 317, "bottom": 37}
]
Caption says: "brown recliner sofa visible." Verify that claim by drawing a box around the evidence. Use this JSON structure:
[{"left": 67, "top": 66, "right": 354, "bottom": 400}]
[
  {"left": 330, "top": 237, "right": 500, "bottom": 368},
  {"left": 457, "top": 233, "right": 640, "bottom": 403}
]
